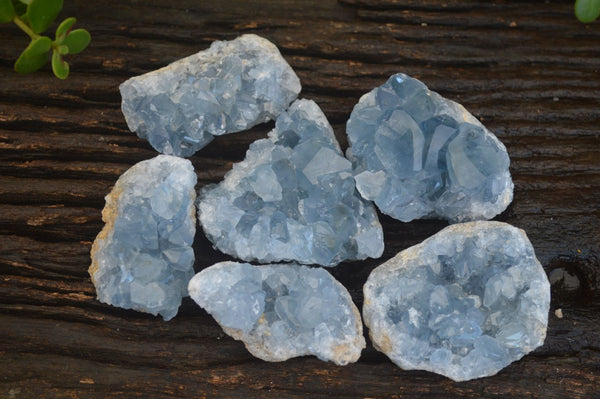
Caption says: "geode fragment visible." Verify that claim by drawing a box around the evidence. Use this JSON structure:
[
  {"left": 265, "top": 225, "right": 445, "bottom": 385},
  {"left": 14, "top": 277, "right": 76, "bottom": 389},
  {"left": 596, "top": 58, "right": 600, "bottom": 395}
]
[
  {"left": 346, "top": 73, "right": 513, "bottom": 223},
  {"left": 188, "top": 261, "right": 365, "bottom": 365},
  {"left": 120, "top": 34, "right": 301, "bottom": 157},
  {"left": 89, "top": 155, "right": 197, "bottom": 320},
  {"left": 198, "top": 99, "right": 384, "bottom": 266},
  {"left": 363, "top": 221, "right": 550, "bottom": 381}
]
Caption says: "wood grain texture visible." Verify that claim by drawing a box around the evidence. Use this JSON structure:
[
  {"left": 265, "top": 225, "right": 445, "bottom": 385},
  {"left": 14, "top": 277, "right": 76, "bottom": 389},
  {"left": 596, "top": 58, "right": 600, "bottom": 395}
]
[{"left": 1, "top": 0, "right": 599, "bottom": 397}]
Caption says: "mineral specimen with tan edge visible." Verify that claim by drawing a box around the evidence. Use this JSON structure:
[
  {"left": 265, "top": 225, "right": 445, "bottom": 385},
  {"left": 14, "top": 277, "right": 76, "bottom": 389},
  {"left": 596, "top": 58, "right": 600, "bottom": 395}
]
[
  {"left": 120, "top": 34, "right": 301, "bottom": 157},
  {"left": 90, "top": 155, "right": 197, "bottom": 320},
  {"left": 363, "top": 221, "right": 550, "bottom": 381},
  {"left": 188, "top": 261, "right": 365, "bottom": 365}
]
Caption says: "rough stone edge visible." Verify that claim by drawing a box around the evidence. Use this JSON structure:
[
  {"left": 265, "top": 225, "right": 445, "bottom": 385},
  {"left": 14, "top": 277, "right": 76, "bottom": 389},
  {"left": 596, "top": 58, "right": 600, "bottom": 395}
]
[
  {"left": 89, "top": 155, "right": 197, "bottom": 319},
  {"left": 442, "top": 97, "right": 514, "bottom": 222}
]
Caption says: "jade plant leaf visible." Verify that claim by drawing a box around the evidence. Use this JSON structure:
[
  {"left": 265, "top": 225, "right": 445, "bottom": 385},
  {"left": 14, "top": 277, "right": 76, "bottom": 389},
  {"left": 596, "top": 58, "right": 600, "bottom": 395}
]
[
  {"left": 0, "top": 0, "right": 15, "bottom": 23},
  {"left": 575, "top": 0, "right": 600, "bottom": 22},
  {"left": 14, "top": 36, "right": 51, "bottom": 73},
  {"left": 27, "top": 0, "right": 62, "bottom": 33},
  {"left": 11, "top": 0, "right": 26, "bottom": 16},
  {"left": 51, "top": 49, "right": 69, "bottom": 79},
  {"left": 55, "top": 16, "right": 75, "bottom": 42},
  {"left": 64, "top": 28, "right": 90, "bottom": 54}
]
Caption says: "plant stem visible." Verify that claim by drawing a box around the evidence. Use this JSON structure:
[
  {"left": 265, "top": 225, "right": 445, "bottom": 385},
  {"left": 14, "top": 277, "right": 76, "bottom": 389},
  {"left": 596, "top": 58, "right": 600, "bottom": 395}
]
[{"left": 13, "top": 15, "right": 40, "bottom": 41}]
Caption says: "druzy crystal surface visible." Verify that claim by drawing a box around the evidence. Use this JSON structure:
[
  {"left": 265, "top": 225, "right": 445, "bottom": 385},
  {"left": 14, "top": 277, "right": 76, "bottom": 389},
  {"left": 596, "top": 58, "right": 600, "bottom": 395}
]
[
  {"left": 188, "top": 261, "right": 365, "bottom": 365},
  {"left": 198, "top": 99, "right": 384, "bottom": 266},
  {"left": 363, "top": 221, "right": 550, "bottom": 381},
  {"left": 346, "top": 73, "right": 513, "bottom": 223},
  {"left": 89, "top": 155, "right": 197, "bottom": 321},
  {"left": 120, "top": 34, "right": 301, "bottom": 157}
]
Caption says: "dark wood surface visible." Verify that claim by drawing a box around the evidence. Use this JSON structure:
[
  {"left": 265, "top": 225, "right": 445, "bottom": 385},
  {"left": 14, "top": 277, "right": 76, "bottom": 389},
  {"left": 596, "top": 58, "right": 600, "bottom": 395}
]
[{"left": 1, "top": 0, "right": 599, "bottom": 397}]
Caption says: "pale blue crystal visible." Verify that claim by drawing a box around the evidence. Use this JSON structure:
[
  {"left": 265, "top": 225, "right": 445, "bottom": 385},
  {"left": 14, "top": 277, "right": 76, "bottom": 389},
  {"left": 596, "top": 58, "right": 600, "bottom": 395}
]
[
  {"left": 198, "top": 99, "right": 384, "bottom": 266},
  {"left": 363, "top": 221, "right": 550, "bottom": 381},
  {"left": 188, "top": 261, "right": 365, "bottom": 365},
  {"left": 120, "top": 34, "right": 301, "bottom": 157},
  {"left": 346, "top": 73, "right": 513, "bottom": 223},
  {"left": 90, "top": 155, "right": 197, "bottom": 320}
]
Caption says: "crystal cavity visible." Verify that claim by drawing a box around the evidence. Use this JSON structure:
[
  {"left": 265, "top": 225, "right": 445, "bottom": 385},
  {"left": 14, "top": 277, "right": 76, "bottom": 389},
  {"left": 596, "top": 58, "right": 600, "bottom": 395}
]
[{"left": 362, "top": 221, "right": 550, "bottom": 381}]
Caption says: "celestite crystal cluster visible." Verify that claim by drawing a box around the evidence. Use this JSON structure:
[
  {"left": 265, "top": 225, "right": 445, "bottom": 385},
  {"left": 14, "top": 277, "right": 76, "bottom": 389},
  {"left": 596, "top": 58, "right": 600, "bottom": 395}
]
[
  {"left": 120, "top": 34, "right": 301, "bottom": 157},
  {"left": 363, "top": 221, "right": 550, "bottom": 381},
  {"left": 347, "top": 73, "right": 513, "bottom": 223},
  {"left": 188, "top": 261, "right": 365, "bottom": 365},
  {"left": 89, "top": 33, "right": 550, "bottom": 379},
  {"left": 198, "top": 99, "right": 384, "bottom": 266},
  {"left": 90, "top": 155, "right": 197, "bottom": 321}
]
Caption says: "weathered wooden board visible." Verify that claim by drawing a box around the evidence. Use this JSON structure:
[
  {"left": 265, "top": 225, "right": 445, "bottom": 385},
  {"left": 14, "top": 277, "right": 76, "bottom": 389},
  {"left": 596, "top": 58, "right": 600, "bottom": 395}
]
[{"left": 1, "top": 0, "right": 599, "bottom": 397}]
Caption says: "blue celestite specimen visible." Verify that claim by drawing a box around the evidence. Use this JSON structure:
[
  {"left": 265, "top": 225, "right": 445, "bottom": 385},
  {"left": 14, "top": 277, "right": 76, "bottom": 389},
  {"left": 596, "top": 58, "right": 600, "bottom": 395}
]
[
  {"left": 198, "top": 99, "right": 384, "bottom": 267},
  {"left": 363, "top": 221, "right": 550, "bottom": 381},
  {"left": 120, "top": 34, "right": 301, "bottom": 157},
  {"left": 188, "top": 261, "right": 365, "bottom": 365},
  {"left": 89, "top": 155, "right": 197, "bottom": 321},
  {"left": 346, "top": 73, "right": 513, "bottom": 223}
]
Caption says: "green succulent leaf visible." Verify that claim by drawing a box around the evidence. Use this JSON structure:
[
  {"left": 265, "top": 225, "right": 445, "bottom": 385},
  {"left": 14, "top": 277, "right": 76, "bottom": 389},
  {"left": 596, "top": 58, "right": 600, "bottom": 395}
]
[
  {"left": 27, "top": 0, "right": 62, "bottom": 33},
  {"left": 14, "top": 36, "right": 51, "bottom": 73},
  {"left": 0, "top": 0, "right": 15, "bottom": 23},
  {"left": 575, "top": 0, "right": 600, "bottom": 23},
  {"left": 51, "top": 49, "right": 69, "bottom": 79},
  {"left": 11, "top": 0, "right": 26, "bottom": 16},
  {"left": 64, "top": 28, "right": 90, "bottom": 54},
  {"left": 18, "top": 0, "right": 31, "bottom": 4},
  {"left": 55, "top": 16, "right": 75, "bottom": 42}
]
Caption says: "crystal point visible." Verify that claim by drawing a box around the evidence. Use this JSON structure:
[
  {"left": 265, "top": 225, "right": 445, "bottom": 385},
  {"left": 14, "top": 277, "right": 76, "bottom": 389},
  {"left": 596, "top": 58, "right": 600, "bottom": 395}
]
[
  {"left": 346, "top": 73, "right": 513, "bottom": 223},
  {"left": 363, "top": 221, "right": 550, "bottom": 381},
  {"left": 120, "top": 34, "right": 301, "bottom": 157},
  {"left": 89, "top": 155, "right": 197, "bottom": 320},
  {"left": 188, "top": 261, "right": 365, "bottom": 365}
]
